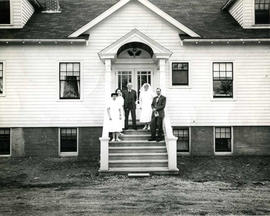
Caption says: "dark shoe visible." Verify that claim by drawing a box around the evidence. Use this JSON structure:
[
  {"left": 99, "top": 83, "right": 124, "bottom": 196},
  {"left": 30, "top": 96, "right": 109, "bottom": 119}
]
[
  {"left": 148, "top": 138, "right": 156, "bottom": 141},
  {"left": 156, "top": 138, "right": 164, "bottom": 142}
]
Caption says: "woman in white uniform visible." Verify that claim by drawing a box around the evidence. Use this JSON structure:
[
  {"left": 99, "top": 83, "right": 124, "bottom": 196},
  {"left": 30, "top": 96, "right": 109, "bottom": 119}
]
[
  {"left": 116, "top": 89, "right": 125, "bottom": 131},
  {"left": 139, "top": 83, "right": 155, "bottom": 130},
  {"left": 107, "top": 93, "right": 122, "bottom": 141}
]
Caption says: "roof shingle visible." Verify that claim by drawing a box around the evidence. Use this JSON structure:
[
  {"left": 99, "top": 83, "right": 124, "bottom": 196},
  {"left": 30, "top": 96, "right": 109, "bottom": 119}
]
[{"left": 0, "top": 0, "right": 269, "bottom": 40}]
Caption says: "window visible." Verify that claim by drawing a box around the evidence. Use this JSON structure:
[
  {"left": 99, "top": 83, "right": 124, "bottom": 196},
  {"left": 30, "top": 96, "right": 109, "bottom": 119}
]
[
  {"left": 213, "top": 62, "right": 233, "bottom": 98},
  {"left": 0, "top": 128, "right": 10, "bottom": 156},
  {"left": 255, "top": 0, "right": 270, "bottom": 24},
  {"left": 215, "top": 127, "right": 232, "bottom": 153},
  {"left": 173, "top": 128, "right": 190, "bottom": 153},
  {"left": 0, "top": 63, "right": 3, "bottom": 94},
  {"left": 59, "top": 63, "right": 80, "bottom": 99},
  {"left": 0, "top": 0, "right": 11, "bottom": 24},
  {"left": 172, "top": 62, "right": 189, "bottom": 86},
  {"left": 60, "top": 128, "right": 78, "bottom": 156}
]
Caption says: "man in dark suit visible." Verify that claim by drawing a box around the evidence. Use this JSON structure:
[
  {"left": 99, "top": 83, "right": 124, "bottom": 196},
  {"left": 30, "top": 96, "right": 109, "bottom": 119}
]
[
  {"left": 122, "top": 83, "right": 137, "bottom": 130},
  {"left": 149, "top": 88, "right": 166, "bottom": 142}
]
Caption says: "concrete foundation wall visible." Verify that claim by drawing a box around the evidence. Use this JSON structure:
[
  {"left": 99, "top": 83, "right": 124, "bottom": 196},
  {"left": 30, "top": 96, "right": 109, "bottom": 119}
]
[
  {"left": 190, "top": 127, "right": 214, "bottom": 156},
  {"left": 8, "top": 127, "right": 102, "bottom": 158},
  {"left": 234, "top": 127, "right": 270, "bottom": 155},
  {"left": 79, "top": 127, "right": 102, "bottom": 159},
  {"left": 5, "top": 126, "right": 270, "bottom": 158},
  {"left": 24, "top": 128, "right": 59, "bottom": 157}
]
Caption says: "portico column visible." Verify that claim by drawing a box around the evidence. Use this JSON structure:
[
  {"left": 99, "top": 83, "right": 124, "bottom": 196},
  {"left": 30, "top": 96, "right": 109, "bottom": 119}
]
[
  {"left": 99, "top": 58, "right": 112, "bottom": 172},
  {"left": 159, "top": 58, "right": 166, "bottom": 93},
  {"left": 104, "top": 58, "right": 112, "bottom": 103}
]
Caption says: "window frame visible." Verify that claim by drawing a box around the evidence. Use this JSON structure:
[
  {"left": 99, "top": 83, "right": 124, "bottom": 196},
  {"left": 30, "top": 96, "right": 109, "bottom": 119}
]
[
  {"left": 213, "top": 126, "right": 233, "bottom": 155},
  {"left": 0, "top": 61, "right": 6, "bottom": 97},
  {"left": 173, "top": 126, "right": 191, "bottom": 155},
  {"left": 212, "top": 62, "right": 234, "bottom": 99},
  {"left": 210, "top": 61, "right": 236, "bottom": 101},
  {"left": 170, "top": 61, "right": 192, "bottom": 89},
  {"left": 254, "top": 0, "right": 270, "bottom": 25},
  {"left": 58, "top": 128, "right": 79, "bottom": 157},
  {"left": 0, "top": 128, "right": 11, "bottom": 157},
  {"left": 0, "top": 0, "right": 12, "bottom": 25},
  {"left": 58, "top": 61, "right": 83, "bottom": 101}
]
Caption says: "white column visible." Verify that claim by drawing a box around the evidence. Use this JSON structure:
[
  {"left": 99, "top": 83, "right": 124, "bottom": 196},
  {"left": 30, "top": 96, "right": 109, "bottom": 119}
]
[
  {"left": 159, "top": 59, "right": 166, "bottom": 94},
  {"left": 99, "top": 58, "right": 112, "bottom": 172},
  {"left": 104, "top": 59, "right": 112, "bottom": 103}
]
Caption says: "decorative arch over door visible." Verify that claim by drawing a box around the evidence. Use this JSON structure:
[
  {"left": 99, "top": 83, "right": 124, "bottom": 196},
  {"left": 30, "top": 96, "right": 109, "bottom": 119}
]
[{"left": 117, "top": 42, "right": 154, "bottom": 59}]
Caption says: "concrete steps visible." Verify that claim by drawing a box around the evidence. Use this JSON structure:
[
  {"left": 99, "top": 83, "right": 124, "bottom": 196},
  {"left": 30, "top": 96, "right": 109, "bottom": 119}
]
[{"left": 108, "top": 127, "right": 170, "bottom": 173}]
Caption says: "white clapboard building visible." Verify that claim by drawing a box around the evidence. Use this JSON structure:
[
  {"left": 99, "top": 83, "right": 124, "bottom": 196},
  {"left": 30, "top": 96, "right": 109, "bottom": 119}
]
[{"left": 0, "top": 0, "right": 270, "bottom": 173}]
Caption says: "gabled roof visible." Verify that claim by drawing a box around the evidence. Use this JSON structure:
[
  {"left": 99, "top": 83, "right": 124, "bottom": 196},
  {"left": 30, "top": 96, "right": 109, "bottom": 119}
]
[
  {"left": 69, "top": 0, "right": 200, "bottom": 38},
  {"left": 0, "top": 0, "right": 270, "bottom": 40},
  {"left": 98, "top": 29, "right": 172, "bottom": 60},
  {"left": 222, "top": 0, "right": 237, "bottom": 11}
]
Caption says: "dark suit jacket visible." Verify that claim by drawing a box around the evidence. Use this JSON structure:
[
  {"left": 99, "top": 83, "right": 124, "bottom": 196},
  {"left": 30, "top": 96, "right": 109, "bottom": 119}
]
[
  {"left": 151, "top": 95, "right": 166, "bottom": 118},
  {"left": 122, "top": 89, "right": 137, "bottom": 109}
]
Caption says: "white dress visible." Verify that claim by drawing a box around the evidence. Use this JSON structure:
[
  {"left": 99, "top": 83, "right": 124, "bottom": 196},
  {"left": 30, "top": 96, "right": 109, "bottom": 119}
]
[
  {"left": 140, "top": 90, "right": 154, "bottom": 123},
  {"left": 116, "top": 96, "right": 125, "bottom": 129},
  {"left": 107, "top": 99, "right": 122, "bottom": 132}
]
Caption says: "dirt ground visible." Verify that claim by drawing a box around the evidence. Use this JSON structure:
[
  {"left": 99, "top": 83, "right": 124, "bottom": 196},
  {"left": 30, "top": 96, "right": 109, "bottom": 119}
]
[{"left": 0, "top": 156, "right": 269, "bottom": 216}]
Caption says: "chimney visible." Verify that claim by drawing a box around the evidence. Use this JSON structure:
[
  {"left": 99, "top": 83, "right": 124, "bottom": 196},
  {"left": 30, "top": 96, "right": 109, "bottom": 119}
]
[{"left": 42, "top": 0, "right": 61, "bottom": 13}]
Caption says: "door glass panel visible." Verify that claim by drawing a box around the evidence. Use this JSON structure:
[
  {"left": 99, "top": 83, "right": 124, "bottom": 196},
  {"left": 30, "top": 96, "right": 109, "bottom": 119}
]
[
  {"left": 117, "top": 71, "right": 132, "bottom": 91},
  {"left": 137, "top": 71, "right": 151, "bottom": 98}
]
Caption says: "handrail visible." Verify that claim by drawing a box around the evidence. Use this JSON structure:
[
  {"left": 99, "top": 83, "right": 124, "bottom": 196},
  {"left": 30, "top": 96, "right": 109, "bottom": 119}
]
[
  {"left": 99, "top": 111, "right": 110, "bottom": 171},
  {"left": 163, "top": 114, "right": 179, "bottom": 171}
]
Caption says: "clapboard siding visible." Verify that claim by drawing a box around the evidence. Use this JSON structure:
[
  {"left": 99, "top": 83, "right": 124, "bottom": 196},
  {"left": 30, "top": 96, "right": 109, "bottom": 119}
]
[
  {"left": 0, "top": 1, "right": 270, "bottom": 127},
  {"left": 0, "top": 0, "right": 34, "bottom": 29},
  {"left": 21, "top": 0, "right": 34, "bottom": 26},
  {"left": 229, "top": 0, "right": 244, "bottom": 27},
  {"left": 244, "top": 0, "right": 255, "bottom": 27},
  {"left": 229, "top": 0, "right": 257, "bottom": 28}
]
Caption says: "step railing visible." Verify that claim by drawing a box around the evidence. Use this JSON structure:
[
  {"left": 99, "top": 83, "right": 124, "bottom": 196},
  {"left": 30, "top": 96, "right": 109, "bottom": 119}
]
[
  {"left": 99, "top": 113, "right": 110, "bottom": 171},
  {"left": 163, "top": 115, "right": 179, "bottom": 171}
]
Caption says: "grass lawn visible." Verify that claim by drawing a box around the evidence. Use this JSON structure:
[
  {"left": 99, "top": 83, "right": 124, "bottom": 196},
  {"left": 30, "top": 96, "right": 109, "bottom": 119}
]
[{"left": 0, "top": 156, "right": 269, "bottom": 215}]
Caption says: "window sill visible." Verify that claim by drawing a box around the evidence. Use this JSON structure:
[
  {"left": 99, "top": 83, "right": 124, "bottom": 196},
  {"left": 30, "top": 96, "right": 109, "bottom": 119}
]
[
  {"left": 56, "top": 99, "right": 84, "bottom": 102},
  {"left": 0, "top": 154, "right": 11, "bottom": 157},
  {"left": 177, "top": 152, "right": 190, "bottom": 156},
  {"left": 169, "top": 85, "right": 192, "bottom": 89},
  {"left": 59, "top": 152, "right": 78, "bottom": 157},
  {"left": 214, "top": 152, "right": 233, "bottom": 156},
  {"left": 249, "top": 24, "right": 270, "bottom": 29},
  {"left": 211, "top": 98, "right": 236, "bottom": 102}
]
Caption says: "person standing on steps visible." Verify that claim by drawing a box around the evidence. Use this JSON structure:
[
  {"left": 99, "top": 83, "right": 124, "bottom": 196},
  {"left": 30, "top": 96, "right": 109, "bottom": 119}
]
[
  {"left": 107, "top": 93, "right": 122, "bottom": 142},
  {"left": 122, "top": 83, "right": 137, "bottom": 130},
  {"left": 139, "top": 83, "right": 154, "bottom": 131},
  {"left": 148, "top": 88, "right": 166, "bottom": 142},
  {"left": 115, "top": 88, "right": 125, "bottom": 131}
]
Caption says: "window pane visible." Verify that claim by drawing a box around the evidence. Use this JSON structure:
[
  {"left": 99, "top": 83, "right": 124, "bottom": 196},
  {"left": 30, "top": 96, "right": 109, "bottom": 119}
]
[
  {"left": 213, "top": 80, "right": 233, "bottom": 97},
  {"left": 0, "top": 128, "right": 10, "bottom": 155},
  {"left": 74, "top": 63, "right": 80, "bottom": 72},
  {"left": 215, "top": 138, "right": 231, "bottom": 152},
  {"left": 0, "top": 0, "right": 11, "bottom": 24},
  {"left": 60, "top": 63, "right": 80, "bottom": 99},
  {"left": 215, "top": 127, "right": 232, "bottom": 152},
  {"left": 60, "top": 128, "right": 77, "bottom": 153},
  {"left": 255, "top": 1, "right": 270, "bottom": 24},
  {"left": 172, "top": 63, "right": 189, "bottom": 86},
  {"left": 172, "top": 70, "right": 188, "bottom": 85},
  {"left": 174, "top": 128, "right": 189, "bottom": 152}
]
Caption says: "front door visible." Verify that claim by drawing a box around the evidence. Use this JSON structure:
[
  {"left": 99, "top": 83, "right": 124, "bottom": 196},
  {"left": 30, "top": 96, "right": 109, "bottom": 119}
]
[
  {"left": 116, "top": 69, "right": 153, "bottom": 120},
  {"left": 116, "top": 69, "right": 152, "bottom": 95}
]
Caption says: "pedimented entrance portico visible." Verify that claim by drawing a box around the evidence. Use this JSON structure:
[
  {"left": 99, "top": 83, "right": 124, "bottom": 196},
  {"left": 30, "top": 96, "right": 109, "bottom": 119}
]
[
  {"left": 99, "top": 29, "right": 172, "bottom": 103},
  {"left": 99, "top": 29, "right": 178, "bottom": 173}
]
